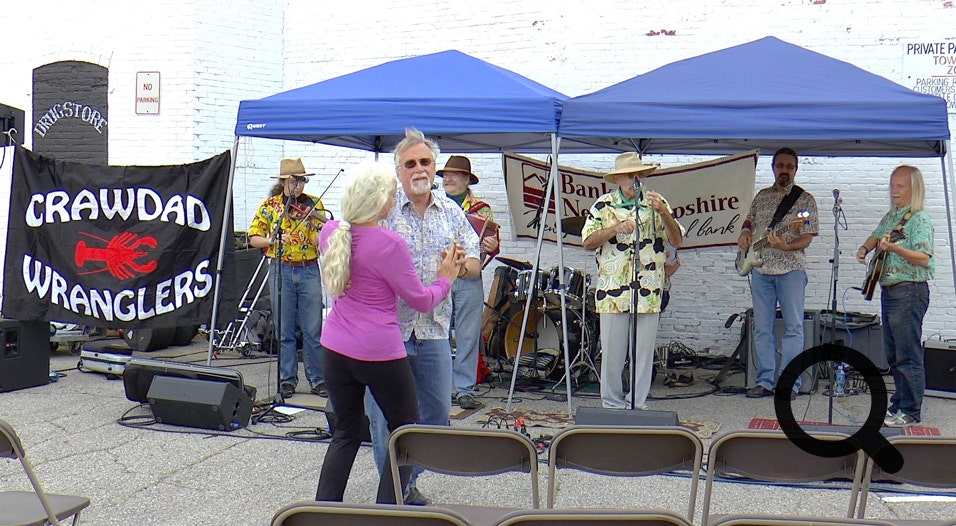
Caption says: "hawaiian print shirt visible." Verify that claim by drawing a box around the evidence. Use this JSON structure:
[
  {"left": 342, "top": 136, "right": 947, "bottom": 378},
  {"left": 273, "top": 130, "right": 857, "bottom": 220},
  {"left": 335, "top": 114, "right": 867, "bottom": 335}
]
[
  {"left": 744, "top": 184, "right": 819, "bottom": 276},
  {"left": 386, "top": 188, "right": 480, "bottom": 340},
  {"left": 582, "top": 188, "right": 686, "bottom": 315},
  {"left": 873, "top": 206, "right": 934, "bottom": 286},
  {"left": 248, "top": 193, "right": 325, "bottom": 261}
]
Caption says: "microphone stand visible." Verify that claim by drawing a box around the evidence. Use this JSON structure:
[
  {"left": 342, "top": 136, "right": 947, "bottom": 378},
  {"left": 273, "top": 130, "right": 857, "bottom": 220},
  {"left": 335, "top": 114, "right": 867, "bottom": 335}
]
[
  {"left": 628, "top": 177, "right": 652, "bottom": 411},
  {"left": 826, "top": 191, "right": 847, "bottom": 424},
  {"left": 271, "top": 195, "right": 294, "bottom": 405}
]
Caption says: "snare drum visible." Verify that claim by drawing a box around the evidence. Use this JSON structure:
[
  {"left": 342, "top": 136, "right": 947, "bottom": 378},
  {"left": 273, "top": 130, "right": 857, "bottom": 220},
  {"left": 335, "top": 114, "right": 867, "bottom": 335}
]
[
  {"left": 545, "top": 266, "right": 589, "bottom": 308},
  {"left": 514, "top": 269, "right": 550, "bottom": 302}
]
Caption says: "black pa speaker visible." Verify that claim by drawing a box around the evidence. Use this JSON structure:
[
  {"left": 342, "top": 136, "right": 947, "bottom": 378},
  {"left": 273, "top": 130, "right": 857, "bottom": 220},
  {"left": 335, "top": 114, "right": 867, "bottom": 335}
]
[
  {"left": 574, "top": 406, "right": 679, "bottom": 427},
  {"left": 0, "top": 319, "right": 51, "bottom": 393},
  {"left": 147, "top": 375, "right": 253, "bottom": 431}
]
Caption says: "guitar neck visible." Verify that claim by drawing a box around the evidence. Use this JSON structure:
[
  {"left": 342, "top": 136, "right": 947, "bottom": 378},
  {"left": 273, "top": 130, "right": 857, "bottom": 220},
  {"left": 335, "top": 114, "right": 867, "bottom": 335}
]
[{"left": 752, "top": 223, "right": 793, "bottom": 250}]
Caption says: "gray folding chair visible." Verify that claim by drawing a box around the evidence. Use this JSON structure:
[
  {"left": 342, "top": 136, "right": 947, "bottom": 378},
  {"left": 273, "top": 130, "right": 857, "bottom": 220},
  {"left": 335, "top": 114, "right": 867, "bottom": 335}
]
[
  {"left": 388, "top": 424, "right": 540, "bottom": 526},
  {"left": 856, "top": 435, "right": 956, "bottom": 524},
  {"left": 546, "top": 425, "right": 703, "bottom": 522},
  {"left": 494, "top": 508, "right": 694, "bottom": 526},
  {"left": 270, "top": 500, "right": 471, "bottom": 526},
  {"left": 0, "top": 418, "right": 91, "bottom": 526},
  {"left": 701, "top": 430, "right": 866, "bottom": 525},
  {"left": 711, "top": 515, "right": 898, "bottom": 526}
]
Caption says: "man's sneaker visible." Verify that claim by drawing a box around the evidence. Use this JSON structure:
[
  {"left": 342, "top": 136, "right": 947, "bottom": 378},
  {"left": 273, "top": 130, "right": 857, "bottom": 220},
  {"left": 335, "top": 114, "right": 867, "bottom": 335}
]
[
  {"left": 746, "top": 385, "right": 774, "bottom": 398},
  {"left": 279, "top": 383, "right": 295, "bottom": 399},
  {"left": 404, "top": 486, "right": 431, "bottom": 506},
  {"left": 884, "top": 412, "right": 920, "bottom": 427},
  {"left": 457, "top": 393, "right": 478, "bottom": 410},
  {"left": 310, "top": 382, "right": 329, "bottom": 397},
  {"left": 886, "top": 409, "right": 900, "bottom": 419}
]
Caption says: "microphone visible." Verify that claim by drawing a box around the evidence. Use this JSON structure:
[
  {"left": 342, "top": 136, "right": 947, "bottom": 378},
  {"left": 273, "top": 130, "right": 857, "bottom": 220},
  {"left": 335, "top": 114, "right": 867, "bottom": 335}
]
[
  {"left": 633, "top": 176, "right": 645, "bottom": 205},
  {"left": 833, "top": 188, "right": 840, "bottom": 201}
]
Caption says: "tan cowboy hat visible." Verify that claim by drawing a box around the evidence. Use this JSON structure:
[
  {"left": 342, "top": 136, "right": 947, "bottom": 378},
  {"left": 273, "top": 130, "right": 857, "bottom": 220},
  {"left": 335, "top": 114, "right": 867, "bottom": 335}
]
[
  {"left": 437, "top": 155, "right": 479, "bottom": 185},
  {"left": 272, "top": 158, "right": 314, "bottom": 179},
  {"left": 604, "top": 152, "right": 659, "bottom": 181}
]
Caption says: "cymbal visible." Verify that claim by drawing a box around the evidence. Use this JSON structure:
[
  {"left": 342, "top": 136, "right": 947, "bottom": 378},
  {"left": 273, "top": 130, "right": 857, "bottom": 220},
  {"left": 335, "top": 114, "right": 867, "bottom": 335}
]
[
  {"left": 560, "top": 216, "right": 587, "bottom": 236},
  {"left": 495, "top": 256, "right": 533, "bottom": 271}
]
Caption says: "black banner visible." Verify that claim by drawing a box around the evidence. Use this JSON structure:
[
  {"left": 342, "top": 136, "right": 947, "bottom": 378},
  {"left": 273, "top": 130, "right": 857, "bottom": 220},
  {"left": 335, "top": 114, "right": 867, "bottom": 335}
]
[{"left": 2, "top": 146, "right": 233, "bottom": 328}]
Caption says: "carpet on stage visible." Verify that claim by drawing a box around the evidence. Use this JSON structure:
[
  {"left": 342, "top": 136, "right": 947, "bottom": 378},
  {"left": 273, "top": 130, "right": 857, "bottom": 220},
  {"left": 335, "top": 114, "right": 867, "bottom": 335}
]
[
  {"left": 479, "top": 407, "right": 721, "bottom": 439},
  {"left": 748, "top": 417, "right": 941, "bottom": 436}
]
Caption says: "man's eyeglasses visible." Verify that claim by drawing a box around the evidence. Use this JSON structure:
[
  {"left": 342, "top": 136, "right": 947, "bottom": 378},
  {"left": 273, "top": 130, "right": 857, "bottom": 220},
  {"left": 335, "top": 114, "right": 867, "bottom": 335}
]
[
  {"left": 774, "top": 163, "right": 796, "bottom": 170},
  {"left": 402, "top": 158, "right": 434, "bottom": 169}
]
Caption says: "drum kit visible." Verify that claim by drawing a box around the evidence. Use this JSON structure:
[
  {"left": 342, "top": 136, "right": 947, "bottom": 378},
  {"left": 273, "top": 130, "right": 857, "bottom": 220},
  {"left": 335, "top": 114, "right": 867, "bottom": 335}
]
[{"left": 482, "top": 215, "right": 600, "bottom": 383}]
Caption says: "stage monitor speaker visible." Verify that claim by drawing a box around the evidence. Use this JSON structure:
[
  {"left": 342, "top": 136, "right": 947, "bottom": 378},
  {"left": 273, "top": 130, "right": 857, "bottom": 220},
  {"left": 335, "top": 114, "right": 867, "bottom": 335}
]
[
  {"left": 0, "top": 319, "right": 50, "bottom": 393},
  {"left": 574, "top": 406, "right": 679, "bottom": 427},
  {"left": 924, "top": 340, "right": 956, "bottom": 399},
  {"left": 744, "top": 309, "right": 818, "bottom": 394},
  {"left": 124, "top": 326, "right": 177, "bottom": 352},
  {"left": 147, "top": 375, "right": 252, "bottom": 431}
]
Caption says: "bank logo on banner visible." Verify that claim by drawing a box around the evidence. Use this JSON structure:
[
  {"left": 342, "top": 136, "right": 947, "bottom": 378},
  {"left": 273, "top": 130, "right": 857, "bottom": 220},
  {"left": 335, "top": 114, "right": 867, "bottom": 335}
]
[
  {"left": 1, "top": 146, "right": 233, "bottom": 328},
  {"left": 503, "top": 151, "right": 758, "bottom": 249}
]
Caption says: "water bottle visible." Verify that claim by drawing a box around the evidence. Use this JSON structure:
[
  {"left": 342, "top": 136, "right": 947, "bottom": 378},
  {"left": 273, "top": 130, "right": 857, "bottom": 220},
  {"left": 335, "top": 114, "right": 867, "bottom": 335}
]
[{"left": 834, "top": 363, "right": 846, "bottom": 397}]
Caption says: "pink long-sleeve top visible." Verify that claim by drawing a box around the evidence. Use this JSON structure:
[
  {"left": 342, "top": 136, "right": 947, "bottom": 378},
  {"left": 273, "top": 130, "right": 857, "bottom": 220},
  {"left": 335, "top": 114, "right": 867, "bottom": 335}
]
[{"left": 319, "top": 221, "right": 451, "bottom": 361}]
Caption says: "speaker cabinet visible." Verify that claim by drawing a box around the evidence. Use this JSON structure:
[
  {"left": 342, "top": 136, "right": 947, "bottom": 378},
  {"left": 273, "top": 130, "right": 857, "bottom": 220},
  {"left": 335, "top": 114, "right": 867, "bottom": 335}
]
[
  {"left": 816, "top": 311, "right": 886, "bottom": 371},
  {"left": 147, "top": 376, "right": 252, "bottom": 431},
  {"left": 744, "top": 309, "right": 818, "bottom": 393},
  {"left": 0, "top": 319, "right": 50, "bottom": 393},
  {"left": 124, "top": 326, "right": 176, "bottom": 352},
  {"left": 574, "top": 406, "right": 679, "bottom": 426},
  {"left": 924, "top": 340, "right": 956, "bottom": 399}
]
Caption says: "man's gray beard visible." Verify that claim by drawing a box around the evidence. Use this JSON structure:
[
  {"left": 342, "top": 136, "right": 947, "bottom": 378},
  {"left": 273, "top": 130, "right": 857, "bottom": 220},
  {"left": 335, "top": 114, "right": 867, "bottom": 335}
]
[{"left": 409, "top": 178, "right": 432, "bottom": 195}]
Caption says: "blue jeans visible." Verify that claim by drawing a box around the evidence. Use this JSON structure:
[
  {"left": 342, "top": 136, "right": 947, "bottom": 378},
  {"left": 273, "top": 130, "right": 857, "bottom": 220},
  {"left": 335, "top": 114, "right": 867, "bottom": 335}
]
[
  {"left": 269, "top": 260, "right": 325, "bottom": 389},
  {"left": 881, "top": 281, "right": 929, "bottom": 420},
  {"left": 450, "top": 276, "right": 484, "bottom": 396},
  {"left": 366, "top": 334, "right": 452, "bottom": 488},
  {"left": 750, "top": 270, "right": 807, "bottom": 392}
]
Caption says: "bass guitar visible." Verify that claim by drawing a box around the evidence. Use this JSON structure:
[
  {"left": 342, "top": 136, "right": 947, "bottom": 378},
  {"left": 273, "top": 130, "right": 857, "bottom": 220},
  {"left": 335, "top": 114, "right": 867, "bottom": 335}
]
[
  {"left": 735, "top": 210, "right": 811, "bottom": 276},
  {"left": 861, "top": 230, "right": 906, "bottom": 301}
]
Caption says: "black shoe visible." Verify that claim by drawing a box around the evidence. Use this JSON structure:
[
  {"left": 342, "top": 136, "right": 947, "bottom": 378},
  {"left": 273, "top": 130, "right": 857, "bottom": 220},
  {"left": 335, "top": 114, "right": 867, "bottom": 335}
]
[
  {"left": 746, "top": 385, "right": 774, "bottom": 398},
  {"left": 279, "top": 383, "right": 295, "bottom": 399},
  {"left": 457, "top": 393, "right": 478, "bottom": 410},
  {"left": 310, "top": 382, "right": 329, "bottom": 397},
  {"left": 404, "top": 486, "right": 431, "bottom": 506}
]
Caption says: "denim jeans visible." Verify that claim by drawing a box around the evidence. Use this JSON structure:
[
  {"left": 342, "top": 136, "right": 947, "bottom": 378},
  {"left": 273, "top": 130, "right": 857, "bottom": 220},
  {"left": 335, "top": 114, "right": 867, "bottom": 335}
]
[
  {"left": 881, "top": 281, "right": 929, "bottom": 420},
  {"left": 366, "top": 334, "right": 452, "bottom": 488},
  {"left": 750, "top": 269, "right": 807, "bottom": 392},
  {"left": 450, "top": 276, "right": 484, "bottom": 396},
  {"left": 269, "top": 260, "right": 325, "bottom": 389}
]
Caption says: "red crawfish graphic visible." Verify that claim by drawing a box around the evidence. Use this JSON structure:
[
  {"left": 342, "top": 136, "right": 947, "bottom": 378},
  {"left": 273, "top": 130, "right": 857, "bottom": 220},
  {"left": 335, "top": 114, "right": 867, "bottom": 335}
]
[{"left": 74, "top": 231, "right": 158, "bottom": 280}]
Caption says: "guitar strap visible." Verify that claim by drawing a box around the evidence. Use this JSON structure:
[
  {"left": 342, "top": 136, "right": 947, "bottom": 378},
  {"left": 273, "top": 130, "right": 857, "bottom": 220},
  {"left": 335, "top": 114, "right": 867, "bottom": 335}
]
[
  {"left": 892, "top": 211, "right": 912, "bottom": 234},
  {"left": 767, "top": 185, "right": 805, "bottom": 230}
]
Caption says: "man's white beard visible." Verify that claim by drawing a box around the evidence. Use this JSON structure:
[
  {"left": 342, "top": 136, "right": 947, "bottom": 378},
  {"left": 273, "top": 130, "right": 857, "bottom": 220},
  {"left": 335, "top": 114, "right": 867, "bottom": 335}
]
[{"left": 409, "top": 176, "right": 432, "bottom": 195}]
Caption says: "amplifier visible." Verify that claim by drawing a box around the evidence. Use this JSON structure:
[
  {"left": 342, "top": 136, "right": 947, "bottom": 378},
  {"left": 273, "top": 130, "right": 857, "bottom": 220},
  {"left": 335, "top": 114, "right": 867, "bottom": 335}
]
[
  {"left": 816, "top": 310, "right": 886, "bottom": 371},
  {"left": 924, "top": 340, "right": 956, "bottom": 399},
  {"left": 743, "top": 309, "right": 818, "bottom": 394}
]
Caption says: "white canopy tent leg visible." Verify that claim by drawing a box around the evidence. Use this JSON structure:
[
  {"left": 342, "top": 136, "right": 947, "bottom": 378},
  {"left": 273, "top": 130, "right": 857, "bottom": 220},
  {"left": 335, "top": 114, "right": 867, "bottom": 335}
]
[{"left": 206, "top": 136, "right": 240, "bottom": 365}]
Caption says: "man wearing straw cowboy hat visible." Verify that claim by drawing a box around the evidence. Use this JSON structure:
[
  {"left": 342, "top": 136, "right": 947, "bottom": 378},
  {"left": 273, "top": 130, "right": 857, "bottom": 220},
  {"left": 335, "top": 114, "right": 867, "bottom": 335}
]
[
  {"left": 582, "top": 152, "right": 684, "bottom": 411},
  {"left": 248, "top": 158, "right": 329, "bottom": 400},
  {"left": 437, "top": 155, "right": 500, "bottom": 411}
]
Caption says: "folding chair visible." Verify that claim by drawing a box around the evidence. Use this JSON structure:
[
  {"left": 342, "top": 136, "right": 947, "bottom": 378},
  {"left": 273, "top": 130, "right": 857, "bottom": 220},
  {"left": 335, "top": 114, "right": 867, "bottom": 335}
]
[
  {"left": 856, "top": 436, "right": 956, "bottom": 524},
  {"left": 711, "top": 515, "right": 898, "bottom": 526},
  {"left": 0, "top": 418, "right": 91, "bottom": 526},
  {"left": 387, "top": 424, "right": 540, "bottom": 526},
  {"left": 701, "top": 430, "right": 866, "bottom": 526},
  {"left": 270, "top": 500, "right": 471, "bottom": 526},
  {"left": 495, "top": 508, "right": 694, "bottom": 525},
  {"left": 546, "top": 425, "right": 703, "bottom": 522}
]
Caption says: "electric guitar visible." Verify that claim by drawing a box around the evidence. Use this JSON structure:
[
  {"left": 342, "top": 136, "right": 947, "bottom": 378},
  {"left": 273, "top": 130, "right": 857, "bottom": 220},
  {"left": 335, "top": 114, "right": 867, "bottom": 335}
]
[
  {"left": 735, "top": 210, "right": 811, "bottom": 276},
  {"left": 861, "top": 230, "right": 906, "bottom": 301}
]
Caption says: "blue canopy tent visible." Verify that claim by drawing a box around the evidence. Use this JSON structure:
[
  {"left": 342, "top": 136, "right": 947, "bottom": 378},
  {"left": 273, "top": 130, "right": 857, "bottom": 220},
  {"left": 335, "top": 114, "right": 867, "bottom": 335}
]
[
  {"left": 558, "top": 36, "right": 955, "bottom": 292},
  {"left": 220, "top": 50, "right": 579, "bottom": 410}
]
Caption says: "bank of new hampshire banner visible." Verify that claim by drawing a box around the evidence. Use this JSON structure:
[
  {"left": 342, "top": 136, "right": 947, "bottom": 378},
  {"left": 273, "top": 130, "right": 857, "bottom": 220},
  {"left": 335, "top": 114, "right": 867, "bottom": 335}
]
[
  {"left": 503, "top": 151, "right": 758, "bottom": 249},
  {"left": 2, "top": 147, "right": 233, "bottom": 328}
]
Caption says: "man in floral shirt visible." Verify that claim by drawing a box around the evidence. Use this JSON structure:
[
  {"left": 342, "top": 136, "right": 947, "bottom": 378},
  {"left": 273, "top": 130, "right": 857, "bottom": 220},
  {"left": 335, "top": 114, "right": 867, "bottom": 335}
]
[{"left": 582, "top": 153, "right": 684, "bottom": 411}]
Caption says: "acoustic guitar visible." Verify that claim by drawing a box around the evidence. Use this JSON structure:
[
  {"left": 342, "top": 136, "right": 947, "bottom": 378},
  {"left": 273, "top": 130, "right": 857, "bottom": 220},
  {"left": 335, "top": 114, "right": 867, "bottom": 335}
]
[
  {"left": 735, "top": 210, "right": 811, "bottom": 276},
  {"left": 861, "top": 230, "right": 906, "bottom": 301}
]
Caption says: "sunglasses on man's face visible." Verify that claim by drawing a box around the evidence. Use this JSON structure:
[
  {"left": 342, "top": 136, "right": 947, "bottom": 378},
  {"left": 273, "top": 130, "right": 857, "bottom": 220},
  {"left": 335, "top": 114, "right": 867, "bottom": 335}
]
[{"left": 402, "top": 158, "right": 434, "bottom": 169}]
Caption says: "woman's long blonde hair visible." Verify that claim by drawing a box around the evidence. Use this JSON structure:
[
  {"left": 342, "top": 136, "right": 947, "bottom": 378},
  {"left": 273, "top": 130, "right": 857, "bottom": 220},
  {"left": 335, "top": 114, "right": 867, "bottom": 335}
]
[{"left": 321, "top": 163, "right": 397, "bottom": 297}]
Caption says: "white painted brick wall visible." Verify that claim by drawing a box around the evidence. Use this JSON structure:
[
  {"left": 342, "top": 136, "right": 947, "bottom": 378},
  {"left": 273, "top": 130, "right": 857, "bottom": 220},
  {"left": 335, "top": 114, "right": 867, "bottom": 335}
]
[{"left": 0, "top": 0, "right": 953, "bottom": 354}]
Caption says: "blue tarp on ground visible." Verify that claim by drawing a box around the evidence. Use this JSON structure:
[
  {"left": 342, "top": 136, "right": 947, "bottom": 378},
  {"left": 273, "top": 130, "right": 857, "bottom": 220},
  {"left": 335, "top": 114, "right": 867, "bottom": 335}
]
[
  {"left": 234, "top": 50, "right": 567, "bottom": 154},
  {"left": 559, "top": 36, "right": 950, "bottom": 157}
]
